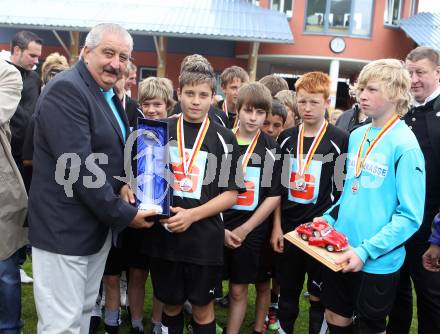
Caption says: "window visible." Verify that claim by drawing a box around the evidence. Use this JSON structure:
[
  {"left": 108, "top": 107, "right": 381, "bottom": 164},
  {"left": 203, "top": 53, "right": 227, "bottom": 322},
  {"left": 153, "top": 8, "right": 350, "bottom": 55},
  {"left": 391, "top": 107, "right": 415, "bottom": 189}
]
[
  {"left": 271, "top": 0, "right": 293, "bottom": 19},
  {"left": 139, "top": 67, "right": 157, "bottom": 80},
  {"left": 305, "top": 0, "right": 373, "bottom": 37},
  {"left": 384, "top": 0, "right": 402, "bottom": 26}
]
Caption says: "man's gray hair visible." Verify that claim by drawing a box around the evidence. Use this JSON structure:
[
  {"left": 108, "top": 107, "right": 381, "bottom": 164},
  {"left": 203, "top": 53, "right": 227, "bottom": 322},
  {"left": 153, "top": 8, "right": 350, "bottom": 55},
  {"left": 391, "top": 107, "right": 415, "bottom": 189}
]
[{"left": 84, "top": 23, "right": 133, "bottom": 52}]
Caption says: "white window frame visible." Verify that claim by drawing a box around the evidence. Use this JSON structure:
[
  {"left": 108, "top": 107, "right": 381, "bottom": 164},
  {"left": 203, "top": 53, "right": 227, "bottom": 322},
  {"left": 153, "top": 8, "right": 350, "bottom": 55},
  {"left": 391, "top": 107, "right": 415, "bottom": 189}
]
[
  {"left": 270, "top": 0, "right": 293, "bottom": 19},
  {"left": 384, "top": 0, "right": 403, "bottom": 27}
]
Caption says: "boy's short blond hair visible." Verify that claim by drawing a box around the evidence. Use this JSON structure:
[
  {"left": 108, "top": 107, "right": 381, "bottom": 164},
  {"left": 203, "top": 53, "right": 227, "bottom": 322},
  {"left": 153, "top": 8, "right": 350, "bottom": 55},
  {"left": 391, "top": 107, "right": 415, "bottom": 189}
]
[
  {"left": 354, "top": 59, "right": 411, "bottom": 116},
  {"left": 138, "top": 77, "right": 175, "bottom": 112},
  {"left": 180, "top": 54, "right": 213, "bottom": 74},
  {"left": 220, "top": 66, "right": 249, "bottom": 87},
  {"left": 259, "top": 75, "right": 289, "bottom": 97},
  {"left": 275, "top": 89, "right": 298, "bottom": 117},
  {"left": 179, "top": 59, "right": 216, "bottom": 93},
  {"left": 237, "top": 82, "right": 272, "bottom": 114}
]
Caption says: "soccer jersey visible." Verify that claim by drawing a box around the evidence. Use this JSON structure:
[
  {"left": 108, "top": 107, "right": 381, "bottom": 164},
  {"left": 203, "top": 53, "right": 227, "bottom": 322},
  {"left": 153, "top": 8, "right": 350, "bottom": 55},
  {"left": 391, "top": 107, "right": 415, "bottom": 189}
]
[
  {"left": 218, "top": 100, "right": 238, "bottom": 129},
  {"left": 323, "top": 120, "right": 425, "bottom": 274},
  {"left": 277, "top": 124, "right": 349, "bottom": 233},
  {"left": 223, "top": 132, "right": 282, "bottom": 236},
  {"left": 144, "top": 117, "right": 245, "bottom": 265}
]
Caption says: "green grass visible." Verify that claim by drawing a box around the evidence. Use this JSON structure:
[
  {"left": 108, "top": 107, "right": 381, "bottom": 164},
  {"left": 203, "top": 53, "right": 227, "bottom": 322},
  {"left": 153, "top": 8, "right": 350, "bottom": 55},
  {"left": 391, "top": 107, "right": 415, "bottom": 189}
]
[{"left": 20, "top": 259, "right": 418, "bottom": 333}]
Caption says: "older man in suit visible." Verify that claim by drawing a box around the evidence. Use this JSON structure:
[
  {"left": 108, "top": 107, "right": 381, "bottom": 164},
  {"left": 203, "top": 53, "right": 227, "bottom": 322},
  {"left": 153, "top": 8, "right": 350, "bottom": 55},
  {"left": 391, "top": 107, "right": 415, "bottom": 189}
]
[
  {"left": 0, "top": 60, "right": 27, "bottom": 334},
  {"left": 28, "top": 23, "right": 158, "bottom": 334}
]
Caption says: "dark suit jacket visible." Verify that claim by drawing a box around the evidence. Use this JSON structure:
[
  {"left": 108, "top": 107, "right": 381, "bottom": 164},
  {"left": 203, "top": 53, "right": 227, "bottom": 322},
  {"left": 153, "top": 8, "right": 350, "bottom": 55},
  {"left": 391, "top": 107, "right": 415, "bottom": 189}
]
[{"left": 28, "top": 60, "right": 138, "bottom": 256}]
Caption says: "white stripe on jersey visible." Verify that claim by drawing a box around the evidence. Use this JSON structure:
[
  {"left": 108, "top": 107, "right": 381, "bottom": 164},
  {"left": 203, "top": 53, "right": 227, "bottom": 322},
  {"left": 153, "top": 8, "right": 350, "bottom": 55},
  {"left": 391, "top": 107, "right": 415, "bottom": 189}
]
[
  {"left": 279, "top": 136, "right": 291, "bottom": 150},
  {"left": 217, "top": 132, "right": 229, "bottom": 159},
  {"left": 330, "top": 140, "right": 341, "bottom": 154},
  {"left": 265, "top": 147, "right": 276, "bottom": 161}
]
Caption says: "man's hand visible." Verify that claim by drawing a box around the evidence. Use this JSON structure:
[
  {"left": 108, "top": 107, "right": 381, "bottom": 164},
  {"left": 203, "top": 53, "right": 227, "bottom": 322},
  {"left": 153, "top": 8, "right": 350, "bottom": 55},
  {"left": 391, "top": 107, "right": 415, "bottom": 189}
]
[
  {"left": 159, "top": 207, "right": 196, "bottom": 233},
  {"left": 120, "top": 184, "right": 135, "bottom": 205},
  {"left": 335, "top": 249, "right": 364, "bottom": 272},
  {"left": 423, "top": 244, "right": 440, "bottom": 272},
  {"left": 271, "top": 225, "right": 284, "bottom": 253},
  {"left": 224, "top": 229, "right": 242, "bottom": 249},
  {"left": 129, "top": 209, "right": 158, "bottom": 229}
]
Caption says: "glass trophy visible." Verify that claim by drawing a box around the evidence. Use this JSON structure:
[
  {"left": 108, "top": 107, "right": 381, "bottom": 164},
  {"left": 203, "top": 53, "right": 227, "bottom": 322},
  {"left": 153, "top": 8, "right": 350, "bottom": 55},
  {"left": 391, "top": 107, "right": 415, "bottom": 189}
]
[{"left": 135, "top": 118, "right": 171, "bottom": 217}]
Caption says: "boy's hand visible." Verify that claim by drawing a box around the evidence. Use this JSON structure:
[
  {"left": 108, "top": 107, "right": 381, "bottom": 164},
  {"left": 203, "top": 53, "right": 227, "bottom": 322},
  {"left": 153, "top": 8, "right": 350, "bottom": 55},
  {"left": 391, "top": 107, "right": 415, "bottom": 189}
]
[
  {"left": 120, "top": 184, "right": 135, "bottom": 205},
  {"left": 422, "top": 244, "right": 440, "bottom": 272},
  {"left": 232, "top": 225, "right": 250, "bottom": 243},
  {"left": 271, "top": 225, "right": 284, "bottom": 253},
  {"left": 159, "top": 207, "right": 196, "bottom": 233},
  {"left": 225, "top": 229, "right": 242, "bottom": 249},
  {"left": 335, "top": 250, "right": 363, "bottom": 272}
]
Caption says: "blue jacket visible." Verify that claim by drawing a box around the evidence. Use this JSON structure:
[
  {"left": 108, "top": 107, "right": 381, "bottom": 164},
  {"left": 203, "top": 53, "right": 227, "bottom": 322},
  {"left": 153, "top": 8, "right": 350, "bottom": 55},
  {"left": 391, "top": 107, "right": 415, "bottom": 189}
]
[
  {"left": 323, "top": 120, "right": 425, "bottom": 274},
  {"left": 429, "top": 213, "right": 440, "bottom": 246}
]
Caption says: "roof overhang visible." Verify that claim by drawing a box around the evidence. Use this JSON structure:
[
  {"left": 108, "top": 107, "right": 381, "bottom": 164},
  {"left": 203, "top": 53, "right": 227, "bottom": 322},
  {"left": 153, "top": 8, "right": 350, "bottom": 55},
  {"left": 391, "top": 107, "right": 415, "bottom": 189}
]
[
  {"left": 399, "top": 12, "right": 440, "bottom": 50},
  {"left": 0, "top": 0, "right": 294, "bottom": 44}
]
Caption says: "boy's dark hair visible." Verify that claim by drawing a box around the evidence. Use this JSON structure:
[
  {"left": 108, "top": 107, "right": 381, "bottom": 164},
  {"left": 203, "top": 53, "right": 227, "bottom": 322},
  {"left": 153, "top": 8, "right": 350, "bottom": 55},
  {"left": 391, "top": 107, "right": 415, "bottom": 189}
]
[
  {"left": 259, "top": 75, "right": 289, "bottom": 97},
  {"left": 11, "top": 31, "right": 43, "bottom": 51},
  {"left": 220, "top": 66, "right": 249, "bottom": 87},
  {"left": 237, "top": 82, "right": 272, "bottom": 114},
  {"left": 270, "top": 100, "right": 287, "bottom": 124},
  {"left": 179, "top": 60, "right": 216, "bottom": 92}
]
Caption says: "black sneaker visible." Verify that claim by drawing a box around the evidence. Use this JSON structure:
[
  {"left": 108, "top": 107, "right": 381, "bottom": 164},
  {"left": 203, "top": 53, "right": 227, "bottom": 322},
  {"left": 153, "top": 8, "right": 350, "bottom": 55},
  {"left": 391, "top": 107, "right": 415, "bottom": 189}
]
[
  {"left": 104, "top": 324, "right": 119, "bottom": 334},
  {"left": 129, "top": 327, "right": 144, "bottom": 334},
  {"left": 89, "top": 316, "right": 101, "bottom": 334}
]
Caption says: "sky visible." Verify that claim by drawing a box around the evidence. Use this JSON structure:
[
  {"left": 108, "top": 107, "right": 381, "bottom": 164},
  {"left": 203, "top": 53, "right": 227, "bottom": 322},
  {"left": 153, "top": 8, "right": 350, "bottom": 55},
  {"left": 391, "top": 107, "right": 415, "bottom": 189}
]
[{"left": 418, "top": 0, "right": 440, "bottom": 13}]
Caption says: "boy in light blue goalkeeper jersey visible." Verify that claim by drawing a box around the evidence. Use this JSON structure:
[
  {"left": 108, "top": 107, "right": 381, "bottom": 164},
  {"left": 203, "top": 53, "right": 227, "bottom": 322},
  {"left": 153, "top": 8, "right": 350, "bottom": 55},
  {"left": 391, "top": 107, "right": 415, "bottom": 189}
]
[{"left": 314, "top": 59, "right": 426, "bottom": 334}]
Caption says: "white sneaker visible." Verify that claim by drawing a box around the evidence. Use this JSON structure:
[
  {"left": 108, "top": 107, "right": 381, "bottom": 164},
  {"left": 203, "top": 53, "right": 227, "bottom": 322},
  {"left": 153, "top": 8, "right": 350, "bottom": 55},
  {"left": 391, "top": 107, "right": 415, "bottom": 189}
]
[{"left": 20, "top": 269, "right": 33, "bottom": 283}]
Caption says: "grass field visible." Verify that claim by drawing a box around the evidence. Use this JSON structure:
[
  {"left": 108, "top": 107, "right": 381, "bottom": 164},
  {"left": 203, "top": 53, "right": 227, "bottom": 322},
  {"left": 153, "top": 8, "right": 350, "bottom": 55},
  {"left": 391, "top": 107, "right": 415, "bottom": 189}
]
[{"left": 20, "top": 259, "right": 418, "bottom": 333}]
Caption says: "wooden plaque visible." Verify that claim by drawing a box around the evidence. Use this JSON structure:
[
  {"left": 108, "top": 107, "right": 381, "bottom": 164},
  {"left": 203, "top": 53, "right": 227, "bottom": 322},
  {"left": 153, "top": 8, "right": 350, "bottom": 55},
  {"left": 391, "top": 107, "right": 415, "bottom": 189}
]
[{"left": 284, "top": 231, "right": 348, "bottom": 272}]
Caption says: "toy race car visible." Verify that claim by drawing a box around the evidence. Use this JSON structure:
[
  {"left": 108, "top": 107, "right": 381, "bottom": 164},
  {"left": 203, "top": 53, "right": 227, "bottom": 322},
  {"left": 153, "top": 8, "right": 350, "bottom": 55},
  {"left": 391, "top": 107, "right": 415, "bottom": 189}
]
[{"left": 295, "top": 221, "right": 348, "bottom": 252}]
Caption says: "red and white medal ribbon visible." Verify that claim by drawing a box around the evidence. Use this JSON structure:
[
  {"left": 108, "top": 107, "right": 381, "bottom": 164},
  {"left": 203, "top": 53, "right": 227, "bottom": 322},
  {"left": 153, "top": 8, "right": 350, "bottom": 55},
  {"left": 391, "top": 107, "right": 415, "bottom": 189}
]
[
  {"left": 354, "top": 114, "right": 400, "bottom": 178},
  {"left": 176, "top": 114, "right": 210, "bottom": 179},
  {"left": 296, "top": 120, "right": 328, "bottom": 178},
  {"left": 234, "top": 128, "right": 261, "bottom": 174}
]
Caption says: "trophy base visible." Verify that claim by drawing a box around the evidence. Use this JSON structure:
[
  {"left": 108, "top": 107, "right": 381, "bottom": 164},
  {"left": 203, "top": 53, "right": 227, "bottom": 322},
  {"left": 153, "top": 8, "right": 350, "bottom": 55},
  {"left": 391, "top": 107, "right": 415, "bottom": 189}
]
[{"left": 139, "top": 203, "right": 163, "bottom": 214}]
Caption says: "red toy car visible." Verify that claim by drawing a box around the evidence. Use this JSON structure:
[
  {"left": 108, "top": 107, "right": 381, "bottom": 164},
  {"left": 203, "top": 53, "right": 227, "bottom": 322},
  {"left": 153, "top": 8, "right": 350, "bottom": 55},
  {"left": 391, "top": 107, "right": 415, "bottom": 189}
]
[{"left": 295, "top": 222, "right": 348, "bottom": 252}]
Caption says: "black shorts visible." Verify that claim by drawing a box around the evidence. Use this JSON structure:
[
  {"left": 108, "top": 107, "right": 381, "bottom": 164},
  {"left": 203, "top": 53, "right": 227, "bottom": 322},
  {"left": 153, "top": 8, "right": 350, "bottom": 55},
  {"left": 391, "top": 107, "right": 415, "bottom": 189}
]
[
  {"left": 123, "top": 228, "right": 150, "bottom": 271},
  {"left": 104, "top": 245, "right": 128, "bottom": 276},
  {"left": 321, "top": 267, "right": 400, "bottom": 333},
  {"left": 150, "top": 258, "right": 222, "bottom": 306},
  {"left": 276, "top": 242, "right": 323, "bottom": 298},
  {"left": 223, "top": 236, "right": 272, "bottom": 284},
  {"left": 127, "top": 252, "right": 150, "bottom": 271}
]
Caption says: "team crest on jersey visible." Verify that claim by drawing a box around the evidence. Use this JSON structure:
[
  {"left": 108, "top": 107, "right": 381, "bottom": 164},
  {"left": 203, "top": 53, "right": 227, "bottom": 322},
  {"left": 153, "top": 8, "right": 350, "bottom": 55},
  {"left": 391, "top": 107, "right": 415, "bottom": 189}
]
[
  {"left": 232, "top": 166, "right": 260, "bottom": 211},
  {"left": 288, "top": 158, "right": 322, "bottom": 204},
  {"left": 170, "top": 146, "right": 207, "bottom": 200}
]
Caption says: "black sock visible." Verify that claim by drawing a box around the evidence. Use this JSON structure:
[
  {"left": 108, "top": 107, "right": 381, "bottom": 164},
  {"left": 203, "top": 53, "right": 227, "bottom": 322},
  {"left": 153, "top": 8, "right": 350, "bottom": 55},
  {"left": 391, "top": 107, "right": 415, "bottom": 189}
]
[
  {"left": 162, "top": 312, "right": 184, "bottom": 334},
  {"left": 191, "top": 319, "right": 216, "bottom": 334},
  {"left": 309, "top": 300, "right": 325, "bottom": 334},
  {"left": 327, "top": 322, "right": 353, "bottom": 334}
]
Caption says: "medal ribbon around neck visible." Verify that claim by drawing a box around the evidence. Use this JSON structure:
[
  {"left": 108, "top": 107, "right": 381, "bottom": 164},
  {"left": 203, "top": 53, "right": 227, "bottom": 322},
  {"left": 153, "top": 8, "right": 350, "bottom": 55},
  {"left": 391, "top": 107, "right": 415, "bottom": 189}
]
[
  {"left": 234, "top": 128, "right": 260, "bottom": 173},
  {"left": 296, "top": 120, "right": 328, "bottom": 177},
  {"left": 177, "top": 114, "right": 210, "bottom": 177},
  {"left": 355, "top": 114, "right": 400, "bottom": 178},
  {"left": 223, "top": 100, "right": 240, "bottom": 129}
]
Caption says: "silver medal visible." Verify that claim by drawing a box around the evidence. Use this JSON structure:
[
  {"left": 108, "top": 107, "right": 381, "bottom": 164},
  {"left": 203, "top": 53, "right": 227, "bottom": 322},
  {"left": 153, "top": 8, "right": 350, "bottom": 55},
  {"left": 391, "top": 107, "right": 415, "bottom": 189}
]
[
  {"left": 351, "top": 179, "right": 360, "bottom": 194},
  {"left": 179, "top": 177, "right": 193, "bottom": 192}
]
